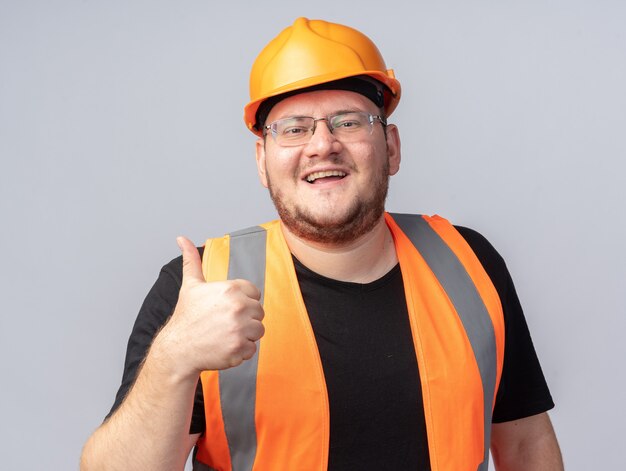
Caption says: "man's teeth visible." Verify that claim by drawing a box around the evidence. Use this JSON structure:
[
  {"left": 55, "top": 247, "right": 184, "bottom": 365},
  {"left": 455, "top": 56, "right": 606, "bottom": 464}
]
[{"left": 306, "top": 170, "right": 346, "bottom": 183}]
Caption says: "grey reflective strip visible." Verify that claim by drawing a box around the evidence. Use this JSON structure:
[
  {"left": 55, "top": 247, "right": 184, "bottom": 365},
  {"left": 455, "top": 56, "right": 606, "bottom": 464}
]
[
  {"left": 218, "top": 225, "right": 267, "bottom": 471},
  {"left": 227, "top": 226, "right": 267, "bottom": 305},
  {"left": 391, "top": 214, "right": 496, "bottom": 471}
]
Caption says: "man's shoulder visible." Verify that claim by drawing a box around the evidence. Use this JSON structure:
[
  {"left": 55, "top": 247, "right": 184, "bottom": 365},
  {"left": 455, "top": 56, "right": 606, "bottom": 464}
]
[
  {"left": 387, "top": 212, "right": 505, "bottom": 269},
  {"left": 452, "top": 224, "right": 510, "bottom": 300},
  {"left": 454, "top": 225, "right": 503, "bottom": 262}
]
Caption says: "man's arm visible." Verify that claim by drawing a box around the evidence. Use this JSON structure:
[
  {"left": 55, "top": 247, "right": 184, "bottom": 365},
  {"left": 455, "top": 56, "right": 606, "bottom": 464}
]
[
  {"left": 80, "top": 350, "right": 202, "bottom": 470},
  {"left": 491, "top": 412, "right": 564, "bottom": 471},
  {"left": 80, "top": 237, "right": 265, "bottom": 470}
]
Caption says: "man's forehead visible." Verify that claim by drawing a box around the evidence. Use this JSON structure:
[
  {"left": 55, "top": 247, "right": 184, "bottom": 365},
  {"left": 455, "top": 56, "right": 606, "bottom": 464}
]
[{"left": 266, "top": 89, "right": 379, "bottom": 121}]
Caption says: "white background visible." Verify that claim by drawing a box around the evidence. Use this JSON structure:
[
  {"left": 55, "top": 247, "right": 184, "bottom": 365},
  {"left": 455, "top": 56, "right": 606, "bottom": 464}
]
[{"left": 1, "top": 1, "right": 625, "bottom": 469}]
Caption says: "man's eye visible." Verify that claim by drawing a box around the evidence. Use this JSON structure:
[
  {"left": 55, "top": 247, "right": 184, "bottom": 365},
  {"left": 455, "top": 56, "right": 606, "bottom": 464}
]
[
  {"left": 334, "top": 119, "right": 363, "bottom": 130},
  {"left": 282, "top": 126, "right": 308, "bottom": 136}
]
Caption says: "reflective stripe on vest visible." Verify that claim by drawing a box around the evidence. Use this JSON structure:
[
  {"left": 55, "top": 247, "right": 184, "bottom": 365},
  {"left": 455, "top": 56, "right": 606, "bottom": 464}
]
[
  {"left": 391, "top": 213, "right": 496, "bottom": 471},
  {"left": 194, "top": 214, "right": 504, "bottom": 471},
  {"left": 219, "top": 226, "right": 266, "bottom": 471}
]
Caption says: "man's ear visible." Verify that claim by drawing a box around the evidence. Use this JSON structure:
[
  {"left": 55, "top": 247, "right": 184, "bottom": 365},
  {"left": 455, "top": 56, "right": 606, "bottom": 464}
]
[
  {"left": 385, "top": 124, "right": 401, "bottom": 176},
  {"left": 255, "top": 138, "right": 269, "bottom": 188}
]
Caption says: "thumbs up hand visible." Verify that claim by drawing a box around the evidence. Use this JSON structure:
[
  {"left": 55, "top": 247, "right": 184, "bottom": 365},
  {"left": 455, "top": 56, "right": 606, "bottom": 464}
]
[{"left": 151, "top": 236, "right": 265, "bottom": 378}]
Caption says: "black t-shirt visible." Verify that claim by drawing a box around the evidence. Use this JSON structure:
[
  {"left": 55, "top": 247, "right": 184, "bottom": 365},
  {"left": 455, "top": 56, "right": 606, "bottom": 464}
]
[{"left": 107, "top": 225, "right": 554, "bottom": 470}]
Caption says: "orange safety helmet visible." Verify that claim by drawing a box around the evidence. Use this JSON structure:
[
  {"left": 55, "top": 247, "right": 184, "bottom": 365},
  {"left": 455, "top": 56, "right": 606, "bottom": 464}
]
[{"left": 244, "top": 17, "right": 401, "bottom": 136}]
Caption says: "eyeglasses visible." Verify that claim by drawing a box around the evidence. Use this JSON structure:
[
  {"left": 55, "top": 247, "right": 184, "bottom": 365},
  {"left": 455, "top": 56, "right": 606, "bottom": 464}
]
[{"left": 263, "top": 111, "right": 387, "bottom": 147}]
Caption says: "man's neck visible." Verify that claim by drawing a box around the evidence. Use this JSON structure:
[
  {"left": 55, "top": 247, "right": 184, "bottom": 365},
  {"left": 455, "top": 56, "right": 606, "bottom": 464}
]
[{"left": 280, "top": 216, "right": 398, "bottom": 283}]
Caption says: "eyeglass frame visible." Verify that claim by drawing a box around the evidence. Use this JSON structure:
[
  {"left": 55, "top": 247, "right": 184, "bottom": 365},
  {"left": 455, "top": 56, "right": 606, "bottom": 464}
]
[{"left": 262, "top": 111, "right": 387, "bottom": 146}]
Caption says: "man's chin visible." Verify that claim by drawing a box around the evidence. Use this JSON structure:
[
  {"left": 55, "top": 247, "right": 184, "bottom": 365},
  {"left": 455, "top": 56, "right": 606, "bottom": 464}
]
[
  {"left": 299, "top": 212, "right": 350, "bottom": 229},
  {"left": 278, "top": 205, "right": 384, "bottom": 245},
  {"left": 268, "top": 177, "right": 389, "bottom": 245}
]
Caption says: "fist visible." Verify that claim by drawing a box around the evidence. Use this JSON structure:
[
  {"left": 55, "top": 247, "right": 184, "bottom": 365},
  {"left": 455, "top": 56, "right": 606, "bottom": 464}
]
[{"left": 155, "top": 236, "right": 265, "bottom": 376}]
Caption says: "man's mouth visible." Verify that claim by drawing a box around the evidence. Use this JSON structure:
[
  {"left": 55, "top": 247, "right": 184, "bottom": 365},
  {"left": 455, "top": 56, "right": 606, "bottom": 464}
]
[{"left": 305, "top": 170, "right": 347, "bottom": 184}]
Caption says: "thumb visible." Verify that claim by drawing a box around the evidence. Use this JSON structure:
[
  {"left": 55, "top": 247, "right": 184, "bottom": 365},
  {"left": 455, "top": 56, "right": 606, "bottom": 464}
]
[{"left": 177, "top": 236, "right": 205, "bottom": 283}]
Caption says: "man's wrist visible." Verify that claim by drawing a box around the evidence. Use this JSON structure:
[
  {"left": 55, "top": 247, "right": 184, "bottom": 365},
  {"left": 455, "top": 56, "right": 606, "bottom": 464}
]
[{"left": 146, "top": 330, "right": 200, "bottom": 386}]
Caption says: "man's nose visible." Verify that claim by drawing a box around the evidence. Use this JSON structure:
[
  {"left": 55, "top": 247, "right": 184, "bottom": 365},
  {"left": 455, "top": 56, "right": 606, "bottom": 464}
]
[
  {"left": 311, "top": 117, "right": 332, "bottom": 135},
  {"left": 305, "top": 119, "right": 341, "bottom": 156}
]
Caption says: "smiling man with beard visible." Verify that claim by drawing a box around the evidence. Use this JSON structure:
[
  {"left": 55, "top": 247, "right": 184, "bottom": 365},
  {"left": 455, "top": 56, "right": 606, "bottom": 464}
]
[
  {"left": 261, "top": 89, "right": 395, "bottom": 247},
  {"left": 81, "top": 17, "right": 563, "bottom": 471}
]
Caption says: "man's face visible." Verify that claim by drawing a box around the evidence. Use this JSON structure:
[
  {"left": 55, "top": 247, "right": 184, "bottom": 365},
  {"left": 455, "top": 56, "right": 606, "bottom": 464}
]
[{"left": 255, "top": 89, "right": 401, "bottom": 245}]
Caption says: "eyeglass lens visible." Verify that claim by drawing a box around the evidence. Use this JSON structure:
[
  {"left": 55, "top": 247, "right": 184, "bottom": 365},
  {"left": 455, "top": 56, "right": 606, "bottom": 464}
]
[{"left": 268, "top": 112, "right": 381, "bottom": 147}]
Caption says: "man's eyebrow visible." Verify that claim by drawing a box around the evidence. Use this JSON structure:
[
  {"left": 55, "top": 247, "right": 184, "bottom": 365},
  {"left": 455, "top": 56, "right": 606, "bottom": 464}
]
[
  {"left": 271, "top": 114, "right": 311, "bottom": 121},
  {"left": 270, "top": 108, "right": 366, "bottom": 122},
  {"left": 296, "top": 108, "right": 365, "bottom": 118},
  {"left": 330, "top": 108, "right": 364, "bottom": 115}
]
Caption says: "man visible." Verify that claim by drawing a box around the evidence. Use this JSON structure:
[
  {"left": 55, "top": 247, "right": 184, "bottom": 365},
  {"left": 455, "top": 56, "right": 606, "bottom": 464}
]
[{"left": 81, "top": 17, "right": 563, "bottom": 471}]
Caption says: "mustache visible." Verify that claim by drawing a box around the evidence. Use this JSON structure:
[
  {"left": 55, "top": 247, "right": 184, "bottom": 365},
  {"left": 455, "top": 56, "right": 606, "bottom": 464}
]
[{"left": 297, "top": 155, "right": 356, "bottom": 173}]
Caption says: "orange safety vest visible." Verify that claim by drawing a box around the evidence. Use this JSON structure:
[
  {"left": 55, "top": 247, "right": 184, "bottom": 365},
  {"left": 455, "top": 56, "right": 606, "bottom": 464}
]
[{"left": 194, "top": 213, "right": 505, "bottom": 471}]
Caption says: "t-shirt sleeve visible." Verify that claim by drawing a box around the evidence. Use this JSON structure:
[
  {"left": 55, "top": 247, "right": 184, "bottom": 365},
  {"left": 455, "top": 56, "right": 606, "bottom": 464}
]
[
  {"left": 455, "top": 226, "right": 555, "bottom": 423},
  {"left": 105, "top": 248, "right": 207, "bottom": 434}
]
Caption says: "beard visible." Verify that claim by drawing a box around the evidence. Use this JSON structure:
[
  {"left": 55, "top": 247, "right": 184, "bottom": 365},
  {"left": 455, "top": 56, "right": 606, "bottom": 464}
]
[{"left": 267, "top": 158, "right": 390, "bottom": 245}]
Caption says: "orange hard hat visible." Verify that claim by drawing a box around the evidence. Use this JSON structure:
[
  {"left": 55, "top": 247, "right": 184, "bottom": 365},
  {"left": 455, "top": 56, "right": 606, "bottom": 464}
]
[{"left": 244, "top": 17, "right": 401, "bottom": 136}]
